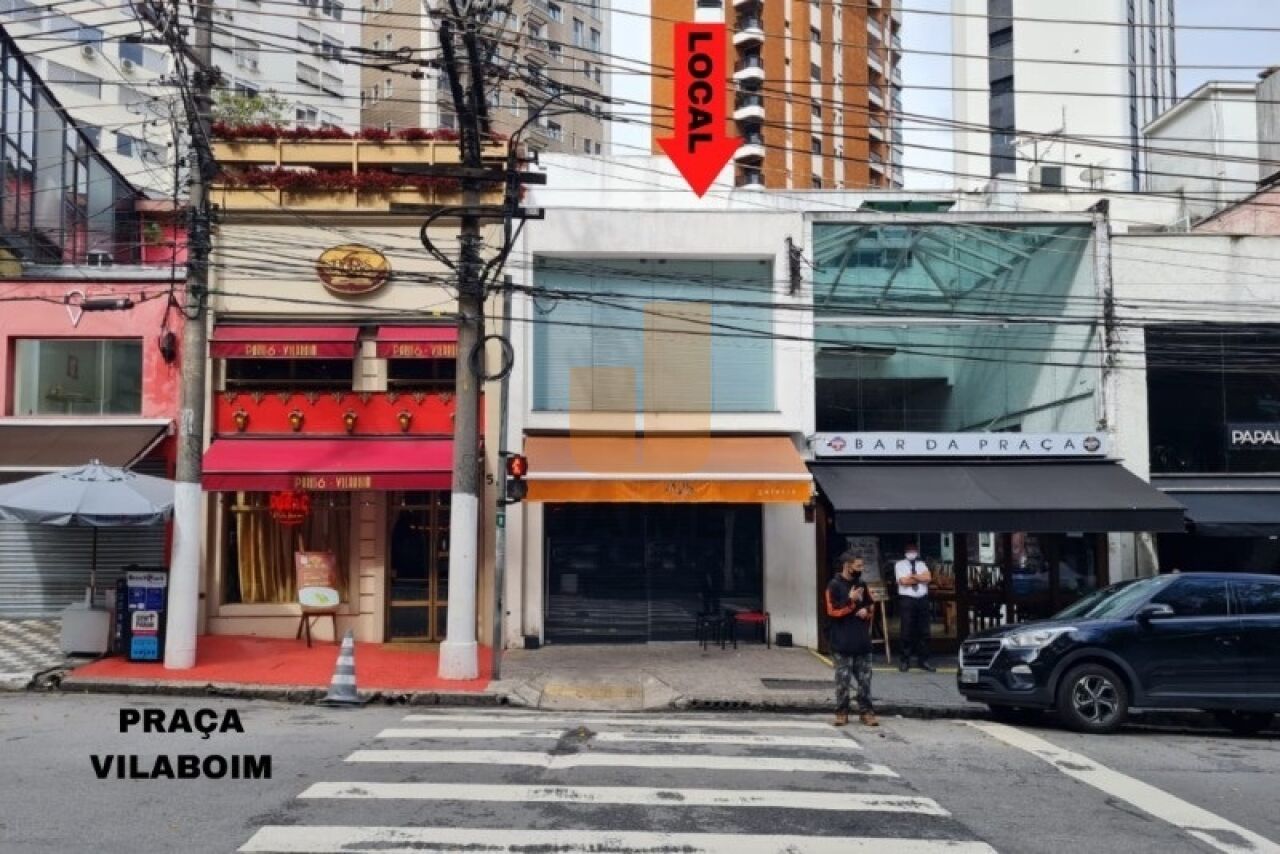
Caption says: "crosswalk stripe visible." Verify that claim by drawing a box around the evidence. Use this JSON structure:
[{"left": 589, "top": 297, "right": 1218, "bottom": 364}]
[
  {"left": 970, "top": 721, "right": 1278, "bottom": 854},
  {"left": 298, "top": 782, "right": 948, "bottom": 814},
  {"left": 240, "top": 826, "right": 997, "bottom": 853},
  {"left": 345, "top": 748, "right": 899, "bottom": 777},
  {"left": 400, "top": 712, "right": 840, "bottom": 731},
  {"left": 375, "top": 728, "right": 861, "bottom": 750}
]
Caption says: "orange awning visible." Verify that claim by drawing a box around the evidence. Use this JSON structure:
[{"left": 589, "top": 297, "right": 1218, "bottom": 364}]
[{"left": 524, "top": 435, "right": 812, "bottom": 503}]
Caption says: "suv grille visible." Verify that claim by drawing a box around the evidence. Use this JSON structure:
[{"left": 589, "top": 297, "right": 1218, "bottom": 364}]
[{"left": 959, "top": 638, "right": 1002, "bottom": 668}]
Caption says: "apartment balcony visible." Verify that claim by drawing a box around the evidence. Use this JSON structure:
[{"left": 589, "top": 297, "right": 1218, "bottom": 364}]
[
  {"left": 734, "top": 54, "right": 765, "bottom": 85},
  {"left": 734, "top": 92, "right": 766, "bottom": 122},
  {"left": 869, "top": 151, "right": 886, "bottom": 174},
  {"left": 735, "top": 168, "right": 765, "bottom": 190},
  {"left": 867, "top": 16, "right": 883, "bottom": 42},
  {"left": 868, "top": 117, "right": 885, "bottom": 141},
  {"left": 734, "top": 131, "right": 766, "bottom": 163},
  {"left": 892, "top": 63, "right": 902, "bottom": 86},
  {"left": 733, "top": 17, "right": 765, "bottom": 47},
  {"left": 867, "top": 84, "right": 885, "bottom": 110},
  {"left": 867, "top": 51, "right": 883, "bottom": 77},
  {"left": 732, "top": 0, "right": 761, "bottom": 8},
  {"left": 212, "top": 137, "right": 508, "bottom": 167},
  {"left": 891, "top": 4, "right": 902, "bottom": 25}
]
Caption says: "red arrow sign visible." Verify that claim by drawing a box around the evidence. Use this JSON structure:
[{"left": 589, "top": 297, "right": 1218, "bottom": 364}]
[{"left": 657, "top": 22, "right": 742, "bottom": 197}]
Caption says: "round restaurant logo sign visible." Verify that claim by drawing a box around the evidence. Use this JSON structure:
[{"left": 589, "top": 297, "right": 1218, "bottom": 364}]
[{"left": 316, "top": 244, "right": 391, "bottom": 297}]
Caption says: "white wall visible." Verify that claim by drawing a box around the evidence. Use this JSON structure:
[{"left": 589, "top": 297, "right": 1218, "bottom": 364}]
[{"left": 1145, "top": 84, "right": 1260, "bottom": 224}]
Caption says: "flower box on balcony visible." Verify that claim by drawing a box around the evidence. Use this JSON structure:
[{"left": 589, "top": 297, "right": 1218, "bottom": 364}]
[
  {"left": 277, "top": 141, "right": 361, "bottom": 164},
  {"left": 212, "top": 140, "right": 280, "bottom": 163}
]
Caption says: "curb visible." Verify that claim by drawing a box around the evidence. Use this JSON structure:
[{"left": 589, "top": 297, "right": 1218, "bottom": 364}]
[
  {"left": 42, "top": 677, "right": 1234, "bottom": 731},
  {"left": 55, "top": 677, "right": 513, "bottom": 707}
]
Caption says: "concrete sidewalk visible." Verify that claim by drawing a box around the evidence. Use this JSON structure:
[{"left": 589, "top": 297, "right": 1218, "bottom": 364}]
[{"left": 491, "top": 643, "right": 979, "bottom": 716}]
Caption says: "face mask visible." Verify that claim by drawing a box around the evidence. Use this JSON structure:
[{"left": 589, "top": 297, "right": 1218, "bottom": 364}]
[{"left": 905, "top": 552, "right": 919, "bottom": 560}]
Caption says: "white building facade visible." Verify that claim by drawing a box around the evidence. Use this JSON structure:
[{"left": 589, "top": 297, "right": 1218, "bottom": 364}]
[
  {"left": 952, "top": 0, "right": 1176, "bottom": 193},
  {"left": 498, "top": 156, "right": 1189, "bottom": 652},
  {"left": 1144, "top": 81, "right": 1260, "bottom": 226}
]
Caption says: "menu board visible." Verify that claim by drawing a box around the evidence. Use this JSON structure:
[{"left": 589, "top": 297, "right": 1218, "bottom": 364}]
[
  {"left": 295, "top": 552, "right": 341, "bottom": 611},
  {"left": 840, "top": 536, "right": 883, "bottom": 584}
]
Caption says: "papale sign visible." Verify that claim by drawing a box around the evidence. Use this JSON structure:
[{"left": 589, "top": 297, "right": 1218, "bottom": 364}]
[
  {"left": 657, "top": 23, "right": 741, "bottom": 197},
  {"left": 316, "top": 243, "right": 391, "bottom": 296}
]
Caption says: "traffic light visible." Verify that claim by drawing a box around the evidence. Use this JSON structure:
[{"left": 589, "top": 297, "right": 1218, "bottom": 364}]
[{"left": 503, "top": 453, "right": 528, "bottom": 504}]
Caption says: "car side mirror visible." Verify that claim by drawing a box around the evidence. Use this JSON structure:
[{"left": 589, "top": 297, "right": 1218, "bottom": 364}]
[{"left": 1137, "top": 603, "right": 1175, "bottom": 624}]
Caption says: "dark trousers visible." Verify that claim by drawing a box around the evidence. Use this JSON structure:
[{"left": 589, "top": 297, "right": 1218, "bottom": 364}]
[{"left": 899, "top": 596, "right": 931, "bottom": 664}]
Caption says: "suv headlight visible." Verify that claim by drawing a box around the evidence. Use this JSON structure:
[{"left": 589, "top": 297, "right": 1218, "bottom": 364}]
[{"left": 1003, "top": 627, "right": 1076, "bottom": 649}]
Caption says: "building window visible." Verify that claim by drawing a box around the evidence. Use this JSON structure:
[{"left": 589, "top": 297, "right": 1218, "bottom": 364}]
[
  {"left": 222, "top": 492, "right": 352, "bottom": 605},
  {"left": 322, "top": 0, "right": 343, "bottom": 20},
  {"left": 296, "top": 106, "right": 318, "bottom": 125},
  {"left": 384, "top": 76, "right": 393, "bottom": 98},
  {"left": 589, "top": 27, "right": 601, "bottom": 51},
  {"left": 224, "top": 359, "right": 355, "bottom": 392},
  {"left": 13, "top": 339, "right": 143, "bottom": 416},
  {"left": 812, "top": 99, "right": 822, "bottom": 118},
  {"left": 573, "top": 18, "right": 584, "bottom": 46},
  {"left": 548, "top": 1, "right": 562, "bottom": 21},
  {"left": 594, "top": 141, "right": 602, "bottom": 154},
  {"left": 75, "top": 26, "right": 104, "bottom": 46},
  {"left": 812, "top": 175, "right": 822, "bottom": 189},
  {"left": 583, "top": 137, "right": 592, "bottom": 153},
  {"left": 297, "top": 62, "right": 321, "bottom": 88},
  {"left": 810, "top": 26, "right": 821, "bottom": 45},
  {"left": 387, "top": 359, "right": 456, "bottom": 390},
  {"left": 811, "top": 135, "right": 822, "bottom": 155}
]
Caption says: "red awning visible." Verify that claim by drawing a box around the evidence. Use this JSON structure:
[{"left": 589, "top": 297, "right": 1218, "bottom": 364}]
[
  {"left": 210, "top": 326, "right": 360, "bottom": 359},
  {"left": 376, "top": 325, "right": 458, "bottom": 359},
  {"left": 202, "top": 438, "right": 453, "bottom": 491}
]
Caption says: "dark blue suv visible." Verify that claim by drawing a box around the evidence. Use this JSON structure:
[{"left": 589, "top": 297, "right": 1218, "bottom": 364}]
[{"left": 957, "top": 572, "right": 1280, "bottom": 734}]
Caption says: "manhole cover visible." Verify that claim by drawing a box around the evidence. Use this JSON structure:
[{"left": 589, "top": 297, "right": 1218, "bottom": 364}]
[{"left": 761, "top": 678, "right": 831, "bottom": 691}]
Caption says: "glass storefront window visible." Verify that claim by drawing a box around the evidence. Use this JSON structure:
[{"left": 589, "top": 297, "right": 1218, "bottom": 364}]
[
  {"left": 1148, "top": 325, "right": 1280, "bottom": 473},
  {"left": 811, "top": 222, "right": 1100, "bottom": 433},
  {"left": 222, "top": 492, "right": 352, "bottom": 605},
  {"left": 13, "top": 338, "right": 142, "bottom": 415},
  {"left": 223, "top": 358, "right": 354, "bottom": 391}
]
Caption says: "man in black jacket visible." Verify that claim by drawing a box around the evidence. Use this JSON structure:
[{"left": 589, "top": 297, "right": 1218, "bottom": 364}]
[{"left": 825, "top": 551, "right": 879, "bottom": 727}]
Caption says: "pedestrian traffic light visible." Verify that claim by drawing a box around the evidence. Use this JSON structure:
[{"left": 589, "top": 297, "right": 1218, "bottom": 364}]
[{"left": 504, "top": 453, "right": 528, "bottom": 504}]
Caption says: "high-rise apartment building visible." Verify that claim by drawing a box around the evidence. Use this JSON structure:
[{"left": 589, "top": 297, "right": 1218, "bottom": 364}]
[
  {"left": 360, "top": 0, "right": 610, "bottom": 156},
  {"left": 0, "top": 0, "right": 361, "bottom": 196},
  {"left": 952, "top": 0, "right": 1176, "bottom": 193},
  {"left": 651, "top": 0, "right": 904, "bottom": 190}
]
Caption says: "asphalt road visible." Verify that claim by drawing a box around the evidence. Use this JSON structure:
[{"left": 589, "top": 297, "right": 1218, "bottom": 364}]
[{"left": 1, "top": 694, "right": 1277, "bottom": 853}]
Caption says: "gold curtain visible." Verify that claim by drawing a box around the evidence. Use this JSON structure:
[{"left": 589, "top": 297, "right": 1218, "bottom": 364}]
[{"left": 229, "top": 493, "right": 352, "bottom": 604}]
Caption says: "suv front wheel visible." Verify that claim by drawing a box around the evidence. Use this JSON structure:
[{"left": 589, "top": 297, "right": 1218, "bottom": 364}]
[{"left": 1057, "top": 663, "right": 1129, "bottom": 733}]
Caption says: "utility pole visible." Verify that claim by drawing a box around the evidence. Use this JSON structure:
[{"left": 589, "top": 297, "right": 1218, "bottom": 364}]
[
  {"left": 436, "top": 2, "right": 491, "bottom": 680},
  {"left": 148, "top": 0, "right": 215, "bottom": 669}
]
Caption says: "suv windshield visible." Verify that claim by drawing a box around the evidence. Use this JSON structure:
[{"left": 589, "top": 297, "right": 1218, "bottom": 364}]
[{"left": 1052, "top": 576, "right": 1174, "bottom": 621}]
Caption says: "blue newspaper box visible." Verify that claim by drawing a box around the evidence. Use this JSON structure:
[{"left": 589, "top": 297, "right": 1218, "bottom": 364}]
[{"left": 124, "top": 567, "right": 168, "bottom": 662}]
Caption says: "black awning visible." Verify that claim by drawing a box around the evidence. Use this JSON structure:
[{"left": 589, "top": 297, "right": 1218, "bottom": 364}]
[
  {"left": 1152, "top": 477, "right": 1280, "bottom": 537},
  {"left": 812, "top": 462, "right": 1186, "bottom": 534}
]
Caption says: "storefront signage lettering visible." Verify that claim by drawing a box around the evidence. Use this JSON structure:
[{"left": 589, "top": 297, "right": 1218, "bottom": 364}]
[
  {"left": 1228, "top": 423, "right": 1280, "bottom": 449},
  {"left": 385, "top": 342, "right": 457, "bottom": 359},
  {"left": 239, "top": 343, "right": 319, "bottom": 358},
  {"left": 813, "top": 432, "right": 1109, "bottom": 458},
  {"left": 317, "top": 243, "right": 392, "bottom": 297},
  {"left": 292, "top": 474, "right": 375, "bottom": 491}
]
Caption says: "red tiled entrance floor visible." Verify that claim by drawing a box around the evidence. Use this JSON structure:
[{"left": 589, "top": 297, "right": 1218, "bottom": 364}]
[{"left": 72, "top": 635, "right": 491, "bottom": 692}]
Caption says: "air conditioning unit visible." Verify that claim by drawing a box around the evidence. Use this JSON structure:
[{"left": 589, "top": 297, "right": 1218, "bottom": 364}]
[
  {"left": 1029, "top": 164, "right": 1064, "bottom": 191},
  {"left": 120, "top": 58, "right": 136, "bottom": 74},
  {"left": 81, "top": 44, "right": 97, "bottom": 60}
]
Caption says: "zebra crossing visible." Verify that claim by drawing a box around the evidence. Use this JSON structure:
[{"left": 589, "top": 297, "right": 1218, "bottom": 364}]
[{"left": 238, "top": 709, "right": 998, "bottom": 854}]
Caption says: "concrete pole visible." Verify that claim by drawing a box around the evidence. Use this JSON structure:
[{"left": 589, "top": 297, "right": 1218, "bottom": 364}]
[
  {"left": 437, "top": 10, "right": 486, "bottom": 680},
  {"left": 490, "top": 276, "right": 514, "bottom": 679},
  {"left": 165, "top": 0, "right": 214, "bottom": 670}
]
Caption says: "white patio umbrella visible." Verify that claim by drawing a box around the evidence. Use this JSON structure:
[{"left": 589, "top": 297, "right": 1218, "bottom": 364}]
[{"left": 0, "top": 460, "right": 175, "bottom": 596}]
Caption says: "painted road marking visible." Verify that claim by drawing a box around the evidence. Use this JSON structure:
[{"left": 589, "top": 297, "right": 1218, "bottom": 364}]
[
  {"left": 239, "top": 826, "right": 999, "bottom": 853},
  {"left": 298, "top": 782, "right": 948, "bottom": 814},
  {"left": 400, "top": 713, "right": 840, "bottom": 731},
  {"left": 345, "top": 748, "right": 899, "bottom": 777},
  {"left": 375, "top": 728, "right": 861, "bottom": 750},
  {"left": 971, "top": 722, "right": 1279, "bottom": 854}
]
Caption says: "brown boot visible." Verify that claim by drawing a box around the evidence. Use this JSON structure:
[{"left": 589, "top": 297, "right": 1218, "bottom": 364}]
[
  {"left": 833, "top": 712, "right": 849, "bottom": 727},
  {"left": 860, "top": 712, "right": 880, "bottom": 727}
]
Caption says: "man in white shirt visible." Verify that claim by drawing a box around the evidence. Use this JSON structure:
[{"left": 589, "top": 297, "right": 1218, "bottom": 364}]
[{"left": 894, "top": 543, "right": 936, "bottom": 672}]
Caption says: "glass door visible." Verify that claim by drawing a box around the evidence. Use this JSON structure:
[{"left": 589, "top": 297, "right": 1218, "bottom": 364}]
[{"left": 387, "top": 491, "right": 450, "bottom": 641}]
